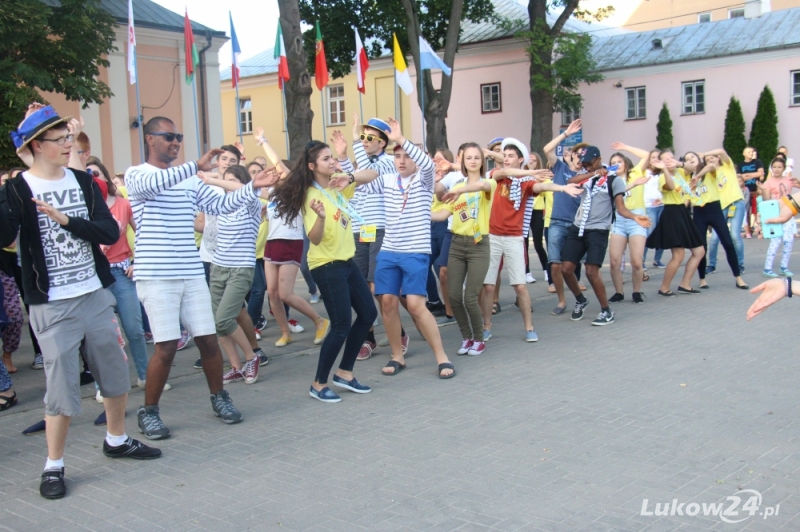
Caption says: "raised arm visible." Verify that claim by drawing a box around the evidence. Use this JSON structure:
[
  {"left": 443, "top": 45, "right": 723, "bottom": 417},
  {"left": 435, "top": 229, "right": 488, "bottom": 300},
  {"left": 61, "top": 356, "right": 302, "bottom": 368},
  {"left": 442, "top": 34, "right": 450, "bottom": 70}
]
[
  {"left": 68, "top": 118, "right": 85, "bottom": 171},
  {"left": 702, "top": 148, "right": 732, "bottom": 165},
  {"left": 544, "top": 119, "right": 581, "bottom": 166},
  {"left": 330, "top": 130, "right": 355, "bottom": 173},
  {"left": 127, "top": 148, "right": 222, "bottom": 200},
  {"left": 610, "top": 141, "right": 650, "bottom": 171}
]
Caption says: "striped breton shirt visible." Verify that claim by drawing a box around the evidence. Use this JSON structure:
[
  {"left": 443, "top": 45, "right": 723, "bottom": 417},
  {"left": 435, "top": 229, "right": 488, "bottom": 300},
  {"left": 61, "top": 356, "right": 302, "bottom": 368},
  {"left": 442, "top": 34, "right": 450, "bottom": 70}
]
[
  {"left": 361, "top": 140, "right": 434, "bottom": 254},
  {"left": 339, "top": 144, "right": 393, "bottom": 233},
  {"left": 126, "top": 162, "right": 259, "bottom": 280},
  {"left": 213, "top": 197, "right": 262, "bottom": 268}
]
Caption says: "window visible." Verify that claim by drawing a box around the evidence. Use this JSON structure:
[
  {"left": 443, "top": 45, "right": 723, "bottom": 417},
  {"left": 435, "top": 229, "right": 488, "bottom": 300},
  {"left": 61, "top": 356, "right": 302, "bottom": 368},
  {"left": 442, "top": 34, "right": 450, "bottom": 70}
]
[
  {"left": 698, "top": 12, "right": 711, "bottom": 23},
  {"left": 562, "top": 107, "right": 581, "bottom": 126},
  {"left": 327, "top": 85, "right": 345, "bottom": 125},
  {"left": 792, "top": 71, "right": 800, "bottom": 106},
  {"left": 729, "top": 8, "right": 745, "bottom": 18},
  {"left": 625, "top": 87, "right": 646, "bottom": 119},
  {"left": 239, "top": 98, "right": 252, "bottom": 134},
  {"left": 481, "top": 83, "right": 502, "bottom": 113},
  {"left": 682, "top": 80, "right": 705, "bottom": 114}
]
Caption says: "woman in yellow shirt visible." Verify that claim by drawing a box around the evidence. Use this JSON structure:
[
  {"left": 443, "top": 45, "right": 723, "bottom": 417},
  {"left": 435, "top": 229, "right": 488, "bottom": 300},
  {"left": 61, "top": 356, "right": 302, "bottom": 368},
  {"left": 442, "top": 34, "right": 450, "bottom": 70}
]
[
  {"left": 685, "top": 149, "right": 748, "bottom": 290},
  {"left": 270, "top": 141, "right": 378, "bottom": 403},
  {"left": 431, "top": 144, "right": 496, "bottom": 356},
  {"left": 646, "top": 151, "right": 705, "bottom": 296}
]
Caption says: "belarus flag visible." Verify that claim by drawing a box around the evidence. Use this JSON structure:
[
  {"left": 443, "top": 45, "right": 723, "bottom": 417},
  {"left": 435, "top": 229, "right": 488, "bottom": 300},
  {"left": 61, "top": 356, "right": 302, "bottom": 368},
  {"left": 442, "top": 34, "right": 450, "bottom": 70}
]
[
  {"left": 274, "top": 22, "right": 290, "bottom": 90},
  {"left": 230, "top": 12, "right": 241, "bottom": 88},
  {"left": 354, "top": 28, "right": 369, "bottom": 94}
]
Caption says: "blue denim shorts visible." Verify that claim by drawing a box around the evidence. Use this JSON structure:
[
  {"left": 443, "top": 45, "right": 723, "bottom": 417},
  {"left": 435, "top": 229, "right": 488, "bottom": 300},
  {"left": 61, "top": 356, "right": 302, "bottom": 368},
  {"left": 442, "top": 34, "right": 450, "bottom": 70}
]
[
  {"left": 611, "top": 209, "right": 647, "bottom": 238},
  {"left": 374, "top": 251, "right": 429, "bottom": 297},
  {"left": 547, "top": 219, "right": 573, "bottom": 264}
]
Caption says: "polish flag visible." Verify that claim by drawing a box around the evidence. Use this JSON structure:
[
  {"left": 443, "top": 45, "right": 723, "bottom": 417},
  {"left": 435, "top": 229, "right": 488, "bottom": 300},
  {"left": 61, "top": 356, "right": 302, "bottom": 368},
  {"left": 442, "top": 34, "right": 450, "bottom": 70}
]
[{"left": 354, "top": 28, "right": 369, "bottom": 94}]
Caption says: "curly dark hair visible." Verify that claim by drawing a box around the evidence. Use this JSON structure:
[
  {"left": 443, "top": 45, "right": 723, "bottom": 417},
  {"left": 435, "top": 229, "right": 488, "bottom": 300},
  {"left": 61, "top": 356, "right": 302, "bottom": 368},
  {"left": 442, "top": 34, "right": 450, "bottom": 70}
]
[{"left": 271, "top": 141, "right": 330, "bottom": 223}]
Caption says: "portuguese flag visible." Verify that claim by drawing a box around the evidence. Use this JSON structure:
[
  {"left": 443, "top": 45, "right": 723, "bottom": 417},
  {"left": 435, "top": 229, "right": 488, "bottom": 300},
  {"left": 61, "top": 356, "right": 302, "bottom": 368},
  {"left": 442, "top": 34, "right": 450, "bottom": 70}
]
[
  {"left": 184, "top": 9, "right": 199, "bottom": 85},
  {"left": 315, "top": 21, "right": 329, "bottom": 90}
]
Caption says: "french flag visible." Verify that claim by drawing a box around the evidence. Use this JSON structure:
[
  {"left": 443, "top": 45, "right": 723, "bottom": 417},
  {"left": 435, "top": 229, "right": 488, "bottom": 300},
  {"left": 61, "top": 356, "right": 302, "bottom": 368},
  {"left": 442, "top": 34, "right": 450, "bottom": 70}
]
[{"left": 230, "top": 12, "right": 241, "bottom": 88}]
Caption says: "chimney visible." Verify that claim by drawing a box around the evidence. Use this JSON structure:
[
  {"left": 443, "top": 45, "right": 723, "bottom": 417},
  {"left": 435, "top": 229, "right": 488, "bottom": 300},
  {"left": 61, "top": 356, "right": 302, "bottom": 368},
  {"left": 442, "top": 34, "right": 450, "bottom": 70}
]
[{"left": 745, "top": 0, "right": 771, "bottom": 19}]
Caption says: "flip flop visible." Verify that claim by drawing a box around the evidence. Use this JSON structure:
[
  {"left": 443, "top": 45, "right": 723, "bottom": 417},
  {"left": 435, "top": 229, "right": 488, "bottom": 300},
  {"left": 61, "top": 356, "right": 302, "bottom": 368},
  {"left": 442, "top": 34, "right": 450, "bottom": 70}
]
[
  {"left": 382, "top": 360, "right": 406, "bottom": 376},
  {"left": 438, "top": 362, "right": 456, "bottom": 379},
  {"left": 551, "top": 306, "right": 566, "bottom": 316}
]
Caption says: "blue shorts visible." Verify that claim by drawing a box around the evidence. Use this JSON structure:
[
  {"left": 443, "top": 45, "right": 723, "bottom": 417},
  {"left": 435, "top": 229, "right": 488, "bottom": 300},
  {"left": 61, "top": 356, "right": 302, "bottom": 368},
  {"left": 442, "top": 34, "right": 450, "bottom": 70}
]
[
  {"left": 437, "top": 231, "right": 454, "bottom": 268},
  {"left": 374, "top": 251, "right": 429, "bottom": 297},
  {"left": 611, "top": 209, "right": 647, "bottom": 238},
  {"left": 547, "top": 219, "right": 573, "bottom": 264}
]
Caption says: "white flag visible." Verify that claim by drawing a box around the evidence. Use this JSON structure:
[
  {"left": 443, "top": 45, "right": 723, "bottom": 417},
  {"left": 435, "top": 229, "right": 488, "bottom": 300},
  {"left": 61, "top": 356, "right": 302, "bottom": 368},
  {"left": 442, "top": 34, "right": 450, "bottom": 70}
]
[{"left": 127, "top": 0, "right": 136, "bottom": 84}]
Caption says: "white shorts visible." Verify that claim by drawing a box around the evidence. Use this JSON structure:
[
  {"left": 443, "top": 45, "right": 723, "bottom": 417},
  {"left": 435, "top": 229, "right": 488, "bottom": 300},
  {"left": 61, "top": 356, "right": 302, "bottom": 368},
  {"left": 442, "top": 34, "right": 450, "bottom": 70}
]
[
  {"left": 484, "top": 234, "right": 526, "bottom": 286},
  {"left": 137, "top": 278, "right": 216, "bottom": 343}
]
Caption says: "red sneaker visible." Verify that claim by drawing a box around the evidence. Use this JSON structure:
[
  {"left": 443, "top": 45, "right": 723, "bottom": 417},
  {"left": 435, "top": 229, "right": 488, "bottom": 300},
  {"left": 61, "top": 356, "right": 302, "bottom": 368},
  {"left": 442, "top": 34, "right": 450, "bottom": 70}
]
[
  {"left": 457, "top": 339, "right": 474, "bottom": 355},
  {"left": 467, "top": 341, "right": 486, "bottom": 356},
  {"left": 222, "top": 367, "right": 244, "bottom": 384},
  {"left": 357, "top": 341, "right": 376, "bottom": 361},
  {"left": 243, "top": 358, "right": 259, "bottom": 384}
]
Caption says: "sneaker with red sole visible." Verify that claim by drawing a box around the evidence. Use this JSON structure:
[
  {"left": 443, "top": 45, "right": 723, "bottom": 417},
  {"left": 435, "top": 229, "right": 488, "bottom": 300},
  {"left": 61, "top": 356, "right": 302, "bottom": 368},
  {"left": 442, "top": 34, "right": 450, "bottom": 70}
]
[
  {"left": 401, "top": 333, "right": 409, "bottom": 354},
  {"left": 457, "top": 339, "right": 474, "bottom": 355},
  {"left": 467, "top": 341, "right": 486, "bottom": 356},
  {"left": 357, "top": 341, "right": 376, "bottom": 361},
  {"left": 222, "top": 367, "right": 244, "bottom": 384},
  {"left": 242, "top": 358, "right": 259, "bottom": 384}
]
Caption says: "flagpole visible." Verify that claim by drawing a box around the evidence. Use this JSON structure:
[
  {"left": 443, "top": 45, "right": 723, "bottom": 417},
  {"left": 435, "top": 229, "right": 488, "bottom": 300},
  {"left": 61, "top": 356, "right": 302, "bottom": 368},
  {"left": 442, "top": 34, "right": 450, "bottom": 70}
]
[
  {"left": 319, "top": 90, "right": 326, "bottom": 142},
  {"left": 281, "top": 87, "right": 290, "bottom": 157},
  {"left": 192, "top": 77, "right": 202, "bottom": 157},
  {"left": 394, "top": 74, "right": 399, "bottom": 126},
  {"left": 419, "top": 70, "right": 426, "bottom": 152},
  {"left": 359, "top": 92, "right": 364, "bottom": 123},
  {"left": 134, "top": 50, "right": 144, "bottom": 164},
  {"left": 235, "top": 85, "right": 242, "bottom": 144}
]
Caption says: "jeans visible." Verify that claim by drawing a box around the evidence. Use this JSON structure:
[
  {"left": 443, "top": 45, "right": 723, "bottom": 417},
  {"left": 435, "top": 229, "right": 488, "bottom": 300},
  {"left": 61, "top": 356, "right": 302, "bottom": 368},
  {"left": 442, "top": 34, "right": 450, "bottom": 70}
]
[
  {"left": 247, "top": 258, "right": 266, "bottom": 324},
  {"left": 643, "top": 205, "right": 665, "bottom": 264},
  {"left": 107, "top": 267, "right": 149, "bottom": 381},
  {"left": 310, "top": 260, "right": 377, "bottom": 384},
  {"left": 426, "top": 221, "right": 447, "bottom": 302},
  {"left": 300, "top": 233, "right": 318, "bottom": 296},
  {"left": 709, "top": 199, "right": 746, "bottom": 269},
  {"left": 694, "top": 201, "right": 740, "bottom": 279}
]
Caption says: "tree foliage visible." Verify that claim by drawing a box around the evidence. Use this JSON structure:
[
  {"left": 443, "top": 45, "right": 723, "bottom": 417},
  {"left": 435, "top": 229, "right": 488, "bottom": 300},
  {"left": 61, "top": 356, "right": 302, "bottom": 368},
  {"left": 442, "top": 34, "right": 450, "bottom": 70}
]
[
  {"left": 0, "top": 0, "right": 116, "bottom": 168},
  {"left": 748, "top": 85, "right": 779, "bottom": 164},
  {"left": 655, "top": 103, "right": 673, "bottom": 151},
  {"left": 722, "top": 96, "right": 747, "bottom": 165}
]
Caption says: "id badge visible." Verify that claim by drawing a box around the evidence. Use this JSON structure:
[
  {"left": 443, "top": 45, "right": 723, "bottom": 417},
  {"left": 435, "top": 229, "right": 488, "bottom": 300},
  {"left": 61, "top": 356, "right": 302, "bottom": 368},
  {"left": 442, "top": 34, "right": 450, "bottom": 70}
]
[
  {"left": 473, "top": 223, "right": 482, "bottom": 244},
  {"left": 359, "top": 224, "right": 376, "bottom": 243}
]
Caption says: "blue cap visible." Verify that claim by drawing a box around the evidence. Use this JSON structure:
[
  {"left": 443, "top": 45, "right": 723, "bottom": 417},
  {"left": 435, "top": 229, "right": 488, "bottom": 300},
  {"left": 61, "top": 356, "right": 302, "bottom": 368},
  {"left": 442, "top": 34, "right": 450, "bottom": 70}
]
[
  {"left": 10, "top": 106, "right": 71, "bottom": 151},
  {"left": 487, "top": 137, "right": 503, "bottom": 149},
  {"left": 580, "top": 146, "right": 601, "bottom": 163},
  {"left": 362, "top": 118, "right": 391, "bottom": 142}
]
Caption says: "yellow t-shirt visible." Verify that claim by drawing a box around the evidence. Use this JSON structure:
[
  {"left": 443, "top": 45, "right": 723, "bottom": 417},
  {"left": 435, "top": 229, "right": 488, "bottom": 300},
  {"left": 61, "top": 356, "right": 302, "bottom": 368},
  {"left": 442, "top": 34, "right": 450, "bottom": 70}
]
[
  {"left": 255, "top": 198, "right": 268, "bottom": 260},
  {"left": 681, "top": 168, "right": 719, "bottom": 206},
  {"left": 431, "top": 194, "right": 446, "bottom": 214},
  {"left": 660, "top": 174, "right": 686, "bottom": 205},
  {"left": 533, "top": 191, "right": 546, "bottom": 210},
  {"left": 303, "top": 183, "right": 357, "bottom": 269},
  {"left": 715, "top": 160, "right": 744, "bottom": 208},
  {"left": 623, "top": 167, "right": 646, "bottom": 211},
  {"left": 442, "top": 180, "right": 497, "bottom": 237},
  {"left": 542, "top": 190, "right": 553, "bottom": 227}
]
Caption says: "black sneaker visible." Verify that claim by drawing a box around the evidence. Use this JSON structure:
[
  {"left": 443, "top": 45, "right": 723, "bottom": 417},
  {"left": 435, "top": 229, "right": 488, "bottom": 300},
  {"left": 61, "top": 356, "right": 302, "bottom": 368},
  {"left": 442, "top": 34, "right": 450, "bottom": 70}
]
[
  {"left": 210, "top": 390, "right": 243, "bottom": 424},
  {"left": 103, "top": 436, "right": 162, "bottom": 460},
  {"left": 571, "top": 299, "right": 589, "bottom": 321},
  {"left": 608, "top": 293, "right": 624, "bottom": 303},
  {"left": 254, "top": 348, "right": 269, "bottom": 367},
  {"left": 255, "top": 314, "right": 267, "bottom": 330},
  {"left": 137, "top": 406, "right": 171, "bottom": 440},
  {"left": 592, "top": 310, "right": 615, "bottom": 326},
  {"left": 632, "top": 292, "right": 645, "bottom": 304},
  {"left": 193, "top": 358, "right": 203, "bottom": 369},
  {"left": 79, "top": 370, "right": 94, "bottom": 386},
  {"left": 40, "top": 468, "right": 66, "bottom": 499}
]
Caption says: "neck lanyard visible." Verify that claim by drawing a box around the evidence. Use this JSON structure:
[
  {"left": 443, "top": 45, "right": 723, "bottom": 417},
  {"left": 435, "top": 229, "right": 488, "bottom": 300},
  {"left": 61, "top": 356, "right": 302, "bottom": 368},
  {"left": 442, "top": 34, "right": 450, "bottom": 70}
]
[
  {"left": 397, "top": 173, "right": 417, "bottom": 213},
  {"left": 312, "top": 182, "right": 365, "bottom": 224}
]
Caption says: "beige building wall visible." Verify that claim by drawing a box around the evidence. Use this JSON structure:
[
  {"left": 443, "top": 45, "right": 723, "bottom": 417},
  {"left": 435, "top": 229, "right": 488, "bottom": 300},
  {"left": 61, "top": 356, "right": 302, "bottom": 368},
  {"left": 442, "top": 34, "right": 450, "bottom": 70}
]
[{"left": 622, "top": 0, "right": 799, "bottom": 31}]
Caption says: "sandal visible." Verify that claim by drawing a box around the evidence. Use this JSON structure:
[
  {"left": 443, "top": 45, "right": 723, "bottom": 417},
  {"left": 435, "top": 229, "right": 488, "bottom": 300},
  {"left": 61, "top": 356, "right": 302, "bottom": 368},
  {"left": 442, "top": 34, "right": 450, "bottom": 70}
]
[
  {"left": 382, "top": 360, "right": 406, "bottom": 376},
  {"left": 642, "top": 272, "right": 650, "bottom": 282},
  {"left": 0, "top": 392, "right": 17, "bottom": 411},
  {"left": 438, "top": 362, "right": 456, "bottom": 379},
  {"left": 492, "top": 302, "right": 501, "bottom": 315}
]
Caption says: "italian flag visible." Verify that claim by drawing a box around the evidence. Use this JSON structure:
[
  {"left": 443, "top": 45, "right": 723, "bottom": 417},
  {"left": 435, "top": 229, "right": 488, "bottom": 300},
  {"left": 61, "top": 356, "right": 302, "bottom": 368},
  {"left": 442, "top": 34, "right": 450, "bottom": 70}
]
[
  {"left": 184, "top": 9, "right": 199, "bottom": 85},
  {"left": 315, "top": 22, "right": 329, "bottom": 90},
  {"left": 274, "top": 22, "right": 290, "bottom": 90}
]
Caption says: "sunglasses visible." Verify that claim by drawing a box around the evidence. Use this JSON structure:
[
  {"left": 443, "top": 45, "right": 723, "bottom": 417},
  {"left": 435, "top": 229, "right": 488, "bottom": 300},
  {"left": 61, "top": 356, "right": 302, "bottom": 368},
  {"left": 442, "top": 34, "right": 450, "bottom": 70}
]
[
  {"left": 360, "top": 133, "right": 383, "bottom": 143},
  {"left": 150, "top": 132, "right": 184, "bottom": 143},
  {"left": 38, "top": 134, "right": 74, "bottom": 146}
]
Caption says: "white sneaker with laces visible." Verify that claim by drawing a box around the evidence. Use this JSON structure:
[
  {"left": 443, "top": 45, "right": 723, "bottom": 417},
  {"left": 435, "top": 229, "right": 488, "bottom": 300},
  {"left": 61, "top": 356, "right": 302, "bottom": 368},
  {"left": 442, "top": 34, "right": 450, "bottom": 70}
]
[
  {"left": 288, "top": 319, "right": 304, "bottom": 333},
  {"left": 526, "top": 273, "right": 536, "bottom": 284}
]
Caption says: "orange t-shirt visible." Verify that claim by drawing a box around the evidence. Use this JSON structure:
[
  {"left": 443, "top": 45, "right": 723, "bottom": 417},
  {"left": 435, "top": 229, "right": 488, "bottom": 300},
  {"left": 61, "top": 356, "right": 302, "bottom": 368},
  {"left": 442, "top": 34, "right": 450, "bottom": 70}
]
[
  {"left": 102, "top": 198, "right": 134, "bottom": 264},
  {"left": 488, "top": 173, "right": 538, "bottom": 236}
]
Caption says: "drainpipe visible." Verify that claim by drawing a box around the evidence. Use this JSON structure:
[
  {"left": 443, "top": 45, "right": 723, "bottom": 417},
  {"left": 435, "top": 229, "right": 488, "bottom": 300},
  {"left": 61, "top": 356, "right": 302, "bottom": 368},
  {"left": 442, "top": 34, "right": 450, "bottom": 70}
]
[{"left": 197, "top": 30, "right": 213, "bottom": 152}]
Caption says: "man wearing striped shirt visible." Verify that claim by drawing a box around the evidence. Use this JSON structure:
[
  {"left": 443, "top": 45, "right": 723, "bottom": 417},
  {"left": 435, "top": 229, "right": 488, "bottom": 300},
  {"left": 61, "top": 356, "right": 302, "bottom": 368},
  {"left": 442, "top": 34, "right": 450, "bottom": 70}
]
[
  {"left": 336, "top": 118, "right": 455, "bottom": 379},
  {"left": 125, "top": 117, "right": 270, "bottom": 440}
]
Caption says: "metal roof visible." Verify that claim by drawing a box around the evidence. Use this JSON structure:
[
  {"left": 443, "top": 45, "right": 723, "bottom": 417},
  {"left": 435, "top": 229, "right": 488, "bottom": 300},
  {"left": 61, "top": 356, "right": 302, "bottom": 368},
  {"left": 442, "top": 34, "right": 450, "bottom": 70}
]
[
  {"left": 40, "top": 0, "right": 226, "bottom": 37},
  {"left": 221, "top": 0, "right": 623, "bottom": 81},
  {"left": 590, "top": 7, "right": 800, "bottom": 72}
]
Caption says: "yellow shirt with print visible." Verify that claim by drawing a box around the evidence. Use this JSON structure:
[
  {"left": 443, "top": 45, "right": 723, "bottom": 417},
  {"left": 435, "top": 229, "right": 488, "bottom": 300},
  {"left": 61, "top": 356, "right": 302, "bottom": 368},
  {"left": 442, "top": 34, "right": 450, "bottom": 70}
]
[
  {"left": 623, "top": 167, "right": 646, "bottom": 211},
  {"left": 714, "top": 160, "right": 744, "bottom": 208},
  {"left": 681, "top": 167, "right": 719, "bottom": 206},
  {"left": 303, "top": 182, "right": 357, "bottom": 269},
  {"left": 660, "top": 174, "right": 686, "bottom": 205},
  {"left": 255, "top": 198, "right": 269, "bottom": 260},
  {"left": 441, "top": 180, "right": 497, "bottom": 237}
]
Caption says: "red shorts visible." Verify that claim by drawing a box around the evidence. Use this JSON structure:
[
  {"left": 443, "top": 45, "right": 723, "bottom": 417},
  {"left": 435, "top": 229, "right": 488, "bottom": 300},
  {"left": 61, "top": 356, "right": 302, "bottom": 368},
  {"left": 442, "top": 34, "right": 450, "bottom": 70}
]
[{"left": 264, "top": 239, "right": 303, "bottom": 265}]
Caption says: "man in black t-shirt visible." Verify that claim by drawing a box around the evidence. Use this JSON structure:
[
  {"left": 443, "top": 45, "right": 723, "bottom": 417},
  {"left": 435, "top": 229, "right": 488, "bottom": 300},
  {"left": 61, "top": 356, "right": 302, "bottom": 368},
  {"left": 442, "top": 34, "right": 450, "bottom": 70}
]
[{"left": 737, "top": 146, "right": 764, "bottom": 192}]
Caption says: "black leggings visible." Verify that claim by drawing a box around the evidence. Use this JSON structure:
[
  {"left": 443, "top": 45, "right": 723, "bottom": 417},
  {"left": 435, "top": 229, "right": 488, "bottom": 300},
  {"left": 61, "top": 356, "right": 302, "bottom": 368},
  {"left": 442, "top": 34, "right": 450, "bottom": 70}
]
[
  {"left": 529, "top": 210, "right": 551, "bottom": 283},
  {"left": 693, "top": 201, "right": 740, "bottom": 279}
]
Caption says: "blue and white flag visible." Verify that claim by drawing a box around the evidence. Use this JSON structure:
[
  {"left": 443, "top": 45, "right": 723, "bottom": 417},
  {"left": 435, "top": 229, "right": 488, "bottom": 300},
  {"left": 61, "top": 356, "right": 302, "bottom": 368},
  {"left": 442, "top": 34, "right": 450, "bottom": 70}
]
[{"left": 418, "top": 37, "right": 451, "bottom": 76}]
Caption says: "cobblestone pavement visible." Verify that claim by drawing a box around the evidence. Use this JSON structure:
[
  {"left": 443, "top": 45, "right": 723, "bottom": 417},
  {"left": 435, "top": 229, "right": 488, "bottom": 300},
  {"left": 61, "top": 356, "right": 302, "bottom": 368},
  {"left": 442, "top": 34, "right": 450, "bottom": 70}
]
[{"left": 1, "top": 238, "right": 798, "bottom": 531}]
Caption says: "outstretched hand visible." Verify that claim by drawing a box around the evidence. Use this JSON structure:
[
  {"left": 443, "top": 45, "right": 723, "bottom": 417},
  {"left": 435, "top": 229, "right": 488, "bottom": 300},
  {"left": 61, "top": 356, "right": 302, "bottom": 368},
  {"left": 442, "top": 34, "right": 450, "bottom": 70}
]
[
  {"left": 252, "top": 168, "right": 280, "bottom": 189},
  {"left": 560, "top": 183, "right": 583, "bottom": 197},
  {"left": 32, "top": 198, "right": 68, "bottom": 226},
  {"left": 564, "top": 119, "right": 582, "bottom": 137},
  {"left": 328, "top": 173, "right": 351, "bottom": 191},
  {"left": 441, "top": 190, "right": 462, "bottom": 204},
  {"left": 330, "top": 130, "right": 348, "bottom": 158},
  {"left": 352, "top": 113, "right": 361, "bottom": 139},
  {"left": 632, "top": 175, "right": 650, "bottom": 187},
  {"left": 610, "top": 141, "right": 626, "bottom": 151},
  {"left": 309, "top": 198, "right": 326, "bottom": 219},
  {"left": 385, "top": 117, "right": 404, "bottom": 145},
  {"left": 747, "top": 279, "right": 786, "bottom": 319},
  {"left": 67, "top": 117, "right": 85, "bottom": 137},
  {"left": 197, "top": 148, "right": 224, "bottom": 172}
]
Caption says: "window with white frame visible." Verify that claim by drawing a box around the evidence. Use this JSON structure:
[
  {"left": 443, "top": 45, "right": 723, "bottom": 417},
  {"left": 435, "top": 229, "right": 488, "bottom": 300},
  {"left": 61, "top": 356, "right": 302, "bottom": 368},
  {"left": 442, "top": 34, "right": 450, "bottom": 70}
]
[
  {"left": 562, "top": 106, "right": 581, "bottom": 125},
  {"left": 327, "top": 85, "right": 345, "bottom": 125},
  {"left": 682, "top": 80, "right": 705, "bottom": 114},
  {"left": 698, "top": 12, "right": 712, "bottom": 23},
  {"left": 625, "top": 87, "right": 646, "bottom": 119},
  {"left": 792, "top": 71, "right": 800, "bottom": 106},
  {"left": 481, "top": 83, "right": 502, "bottom": 113},
  {"left": 729, "top": 8, "right": 745, "bottom": 18},
  {"left": 239, "top": 99, "right": 252, "bottom": 134}
]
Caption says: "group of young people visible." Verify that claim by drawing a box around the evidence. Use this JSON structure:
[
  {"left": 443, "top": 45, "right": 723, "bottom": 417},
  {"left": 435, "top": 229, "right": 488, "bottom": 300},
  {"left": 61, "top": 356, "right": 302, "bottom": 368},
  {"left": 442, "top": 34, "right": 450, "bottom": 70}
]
[{"left": 0, "top": 101, "right": 794, "bottom": 501}]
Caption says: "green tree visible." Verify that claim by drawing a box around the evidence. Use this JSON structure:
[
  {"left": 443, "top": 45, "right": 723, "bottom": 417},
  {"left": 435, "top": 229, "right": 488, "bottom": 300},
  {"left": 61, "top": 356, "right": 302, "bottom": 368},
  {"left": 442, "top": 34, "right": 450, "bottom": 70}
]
[
  {"left": 298, "top": 0, "right": 494, "bottom": 153},
  {"left": 0, "top": 0, "right": 116, "bottom": 168},
  {"left": 521, "top": 1, "right": 611, "bottom": 153},
  {"left": 722, "top": 96, "right": 747, "bottom": 165},
  {"left": 655, "top": 103, "right": 673, "bottom": 151},
  {"left": 748, "top": 85, "right": 779, "bottom": 163}
]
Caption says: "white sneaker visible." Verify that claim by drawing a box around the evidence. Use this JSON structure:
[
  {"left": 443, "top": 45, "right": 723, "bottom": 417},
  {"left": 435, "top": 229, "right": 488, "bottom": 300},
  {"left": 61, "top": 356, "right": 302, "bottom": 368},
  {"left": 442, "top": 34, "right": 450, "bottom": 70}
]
[
  {"left": 526, "top": 273, "right": 536, "bottom": 284},
  {"left": 95, "top": 390, "right": 104, "bottom": 404},
  {"left": 136, "top": 378, "right": 171, "bottom": 391},
  {"left": 310, "top": 293, "right": 320, "bottom": 304},
  {"left": 288, "top": 319, "right": 304, "bottom": 333}
]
